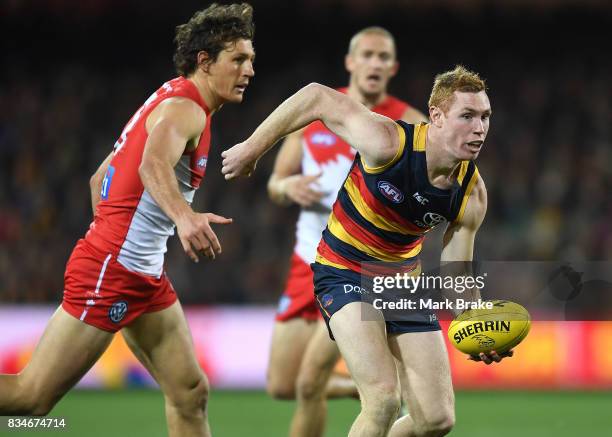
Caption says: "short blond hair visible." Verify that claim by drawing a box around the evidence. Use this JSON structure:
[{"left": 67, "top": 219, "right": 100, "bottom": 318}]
[
  {"left": 428, "top": 65, "right": 486, "bottom": 112},
  {"left": 348, "top": 26, "right": 396, "bottom": 56}
]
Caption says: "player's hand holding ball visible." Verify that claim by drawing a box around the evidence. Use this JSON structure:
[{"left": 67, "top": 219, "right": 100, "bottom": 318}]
[{"left": 448, "top": 300, "right": 531, "bottom": 365}]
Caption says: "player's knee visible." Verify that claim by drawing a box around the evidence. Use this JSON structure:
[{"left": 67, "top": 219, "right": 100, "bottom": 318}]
[
  {"left": 167, "top": 373, "right": 210, "bottom": 415},
  {"left": 19, "top": 392, "right": 59, "bottom": 416},
  {"left": 266, "top": 378, "right": 296, "bottom": 400},
  {"left": 266, "top": 369, "right": 296, "bottom": 400},
  {"left": 12, "top": 379, "right": 61, "bottom": 416},
  {"left": 362, "top": 383, "right": 401, "bottom": 421},
  {"left": 417, "top": 409, "right": 455, "bottom": 437},
  {"left": 29, "top": 400, "right": 56, "bottom": 416},
  {"left": 295, "top": 372, "right": 325, "bottom": 402},
  {"left": 377, "top": 391, "right": 402, "bottom": 421}
]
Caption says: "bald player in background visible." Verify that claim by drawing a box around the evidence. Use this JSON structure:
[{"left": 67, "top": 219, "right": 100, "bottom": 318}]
[{"left": 266, "top": 27, "right": 426, "bottom": 437}]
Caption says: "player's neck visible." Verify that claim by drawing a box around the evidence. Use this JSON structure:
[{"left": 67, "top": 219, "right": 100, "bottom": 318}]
[
  {"left": 188, "top": 73, "right": 221, "bottom": 114},
  {"left": 346, "top": 86, "right": 386, "bottom": 109},
  {"left": 425, "top": 128, "right": 462, "bottom": 189}
]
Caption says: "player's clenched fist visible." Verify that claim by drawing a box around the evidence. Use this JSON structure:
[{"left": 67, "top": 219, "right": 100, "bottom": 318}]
[
  {"left": 282, "top": 173, "right": 325, "bottom": 207},
  {"left": 221, "top": 141, "right": 258, "bottom": 179},
  {"left": 175, "top": 211, "right": 233, "bottom": 262}
]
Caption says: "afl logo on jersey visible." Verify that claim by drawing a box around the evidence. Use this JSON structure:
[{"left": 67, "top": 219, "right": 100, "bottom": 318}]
[
  {"left": 310, "top": 132, "right": 336, "bottom": 147},
  {"left": 377, "top": 181, "right": 404, "bottom": 203},
  {"left": 197, "top": 157, "right": 208, "bottom": 168},
  {"left": 109, "top": 301, "right": 128, "bottom": 324},
  {"left": 423, "top": 212, "right": 446, "bottom": 227}
]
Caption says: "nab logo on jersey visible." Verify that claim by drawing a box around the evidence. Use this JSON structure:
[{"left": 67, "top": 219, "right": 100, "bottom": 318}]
[
  {"left": 197, "top": 157, "right": 208, "bottom": 169},
  {"left": 310, "top": 132, "right": 336, "bottom": 147},
  {"left": 377, "top": 181, "right": 404, "bottom": 203}
]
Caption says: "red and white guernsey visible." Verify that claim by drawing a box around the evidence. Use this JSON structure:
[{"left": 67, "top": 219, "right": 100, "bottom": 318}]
[
  {"left": 294, "top": 88, "right": 410, "bottom": 264},
  {"left": 86, "top": 77, "right": 211, "bottom": 277}
]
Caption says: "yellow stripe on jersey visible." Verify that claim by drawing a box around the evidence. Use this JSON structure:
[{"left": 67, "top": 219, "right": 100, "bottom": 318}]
[
  {"left": 343, "top": 176, "right": 426, "bottom": 236},
  {"left": 315, "top": 253, "right": 349, "bottom": 270},
  {"left": 456, "top": 161, "right": 470, "bottom": 185},
  {"left": 361, "top": 123, "right": 406, "bottom": 174},
  {"left": 328, "top": 212, "right": 423, "bottom": 262},
  {"left": 454, "top": 166, "right": 480, "bottom": 223},
  {"left": 413, "top": 123, "right": 428, "bottom": 151}
]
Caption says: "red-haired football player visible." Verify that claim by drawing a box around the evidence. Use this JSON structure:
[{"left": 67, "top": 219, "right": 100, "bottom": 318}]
[{"left": 223, "top": 65, "right": 512, "bottom": 437}]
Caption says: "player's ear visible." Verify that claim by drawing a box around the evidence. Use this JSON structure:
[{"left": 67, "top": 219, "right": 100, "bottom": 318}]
[
  {"left": 345, "top": 53, "right": 354, "bottom": 73},
  {"left": 390, "top": 60, "right": 399, "bottom": 78},
  {"left": 430, "top": 106, "right": 443, "bottom": 127},
  {"left": 197, "top": 51, "right": 212, "bottom": 73}
]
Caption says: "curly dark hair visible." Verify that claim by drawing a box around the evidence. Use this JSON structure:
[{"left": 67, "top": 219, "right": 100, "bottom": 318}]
[{"left": 174, "top": 3, "right": 255, "bottom": 77}]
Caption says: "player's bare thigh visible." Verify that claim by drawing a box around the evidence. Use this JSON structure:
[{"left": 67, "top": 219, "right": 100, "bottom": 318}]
[
  {"left": 329, "top": 302, "right": 399, "bottom": 401},
  {"left": 122, "top": 301, "right": 204, "bottom": 392},
  {"left": 388, "top": 330, "right": 455, "bottom": 434},
  {"left": 19, "top": 306, "right": 113, "bottom": 404},
  {"left": 267, "top": 318, "right": 318, "bottom": 398},
  {"left": 295, "top": 320, "right": 341, "bottom": 389}
]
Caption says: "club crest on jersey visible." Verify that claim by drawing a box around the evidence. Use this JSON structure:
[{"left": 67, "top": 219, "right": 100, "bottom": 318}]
[
  {"left": 310, "top": 132, "right": 336, "bottom": 147},
  {"left": 377, "top": 181, "right": 404, "bottom": 203},
  {"left": 109, "top": 301, "right": 128, "bottom": 324},
  {"left": 321, "top": 294, "right": 334, "bottom": 308},
  {"left": 197, "top": 157, "right": 208, "bottom": 168}
]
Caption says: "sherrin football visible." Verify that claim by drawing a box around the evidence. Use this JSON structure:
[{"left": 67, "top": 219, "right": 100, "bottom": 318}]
[{"left": 447, "top": 300, "right": 531, "bottom": 355}]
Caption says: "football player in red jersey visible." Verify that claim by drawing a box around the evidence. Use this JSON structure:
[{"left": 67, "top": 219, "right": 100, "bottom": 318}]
[
  {"left": 266, "top": 27, "right": 426, "bottom": 437},
  {"left": 223, "top": 65, "right": 512, "bottom": 437},
  {"left": 0, "top": 4, "right": 255, "bottom": 436}
]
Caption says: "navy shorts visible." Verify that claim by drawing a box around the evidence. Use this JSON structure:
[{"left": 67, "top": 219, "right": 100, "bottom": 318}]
[{"left": 312, "top": 263, "right": 441, "bottom": 340}]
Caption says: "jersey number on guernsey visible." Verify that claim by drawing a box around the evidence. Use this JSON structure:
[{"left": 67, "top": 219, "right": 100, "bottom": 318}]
[{"left": 101, "top": 165, "right": 116, "bottom": 200}]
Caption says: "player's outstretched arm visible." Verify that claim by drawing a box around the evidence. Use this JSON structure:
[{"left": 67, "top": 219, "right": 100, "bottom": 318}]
[
  {"left": 221, "top": 83, "right": 399, "bottom": 179},
  {"left": 139, "top": 97, "right": 232, "bottom": 262},
  {"left": 267, "top": 128, "right": 324, "bottom": 207}
]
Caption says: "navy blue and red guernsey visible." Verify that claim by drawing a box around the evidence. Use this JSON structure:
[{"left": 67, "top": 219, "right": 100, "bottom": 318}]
[{"left": 315, "top": 122, "right": 479, "bottom": 274}]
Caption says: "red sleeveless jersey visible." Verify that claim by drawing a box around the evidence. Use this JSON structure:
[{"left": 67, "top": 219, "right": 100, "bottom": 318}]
[{"left": 86, "top": 77, "right": 211, "bottom": 277}]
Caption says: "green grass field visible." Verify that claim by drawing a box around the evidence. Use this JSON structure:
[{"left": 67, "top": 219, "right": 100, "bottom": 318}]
[{"left": 3, "top": 390, "right": 611, "bottom": 436}]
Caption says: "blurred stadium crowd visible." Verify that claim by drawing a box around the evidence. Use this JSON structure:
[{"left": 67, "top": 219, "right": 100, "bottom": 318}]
[{"left": 0, "top": 1, "right": 610, "bottom": 304}]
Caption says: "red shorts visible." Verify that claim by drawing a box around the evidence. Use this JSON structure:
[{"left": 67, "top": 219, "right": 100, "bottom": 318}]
[
  {"left": 275, "top": 253, "right": 322, "bottom": 322},
  {"left": 62, "top": 239, "right": 177, "bottom": 333}
]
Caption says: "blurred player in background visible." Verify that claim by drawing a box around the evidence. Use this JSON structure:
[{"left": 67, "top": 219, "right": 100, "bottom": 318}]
[
  {"left": 266, "top": 27, "right": 426, "bottom": 437},
  {"left": 222, "top": 65, "right": 512, "bottom": 436},
  {"left": 0, "top": 3, "right": 255, "bottom": 436}
]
